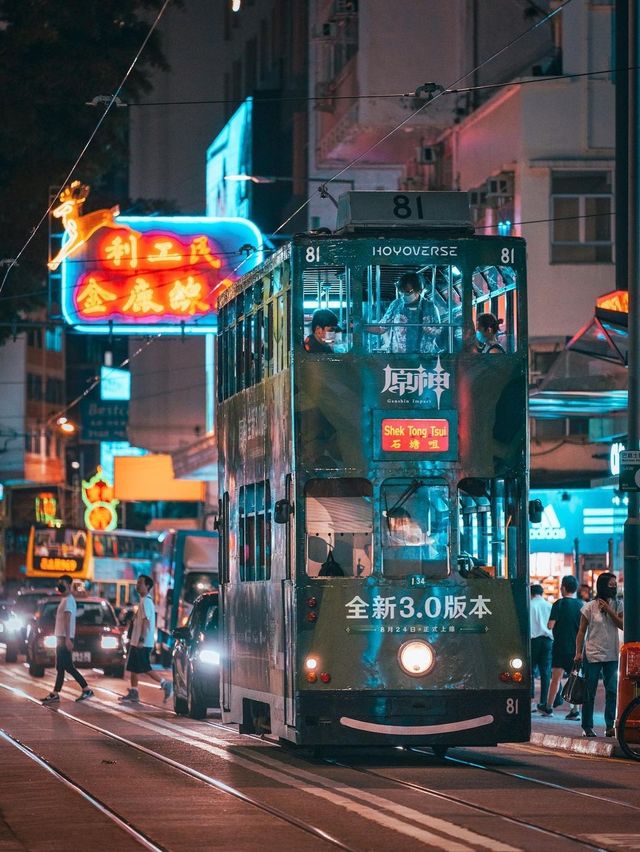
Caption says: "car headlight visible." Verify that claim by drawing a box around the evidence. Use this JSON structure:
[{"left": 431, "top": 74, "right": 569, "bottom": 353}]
[
  {"left": 198, "top": 648, "right": 220, "bottom": 666},
  {"left": 397, "top": 640, "right": 435, "bottom": 677},
  {"left": 43, "top": 635, "right": 57, "bottom": 649},
  {"left": 101, "top": 636, "right": 119, "bottom": 650},
  {"left": 6, "top": 615, "right": 23, "bottom": 632}
]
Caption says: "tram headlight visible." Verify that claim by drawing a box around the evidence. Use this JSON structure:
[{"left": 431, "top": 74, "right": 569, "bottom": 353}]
[
  {"left": 397, "top": 640, "right": 435, "bottom": 677},
  {"left": 509, "top": 657, "right": 524, "bottom": 671},
  {"left": 198, "top": 648, "right": 220, "bottom": 666}
]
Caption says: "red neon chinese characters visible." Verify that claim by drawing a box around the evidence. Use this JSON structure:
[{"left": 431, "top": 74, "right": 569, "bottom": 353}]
[
  {"left": 73, "top": 229, "right": 229, "bottom": 322},
  {"left": 381, "top": 419, "right": 449, "bottom": 452}
]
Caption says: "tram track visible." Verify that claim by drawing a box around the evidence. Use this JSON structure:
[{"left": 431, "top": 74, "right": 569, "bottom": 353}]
[
  {"left": 0, "top": 725, "right": 167, "bottom": 852},
  {"left": 0, "top": 670, "right": 530, "bottom": 851},
  {"left": 0, "top": 679, "right": 355, "bottom": 852}
]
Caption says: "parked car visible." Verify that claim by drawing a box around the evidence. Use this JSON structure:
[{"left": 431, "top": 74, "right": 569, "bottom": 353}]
[
  {"left": 26, "top": 596, "right": 126, "bottom": 678},
  {"left": 171, "top": 591, "right": 220, "bottom": 719},
  {"left": 0, "top": 598, "right": 19, "bottom": 662},
  {"left": 4, "top": 589, "right": 55, "bottom": 662}
]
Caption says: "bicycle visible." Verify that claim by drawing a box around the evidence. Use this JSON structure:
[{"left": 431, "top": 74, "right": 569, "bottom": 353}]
[{"left": 617, "top": 690, "right": 640, "bottom": 760}]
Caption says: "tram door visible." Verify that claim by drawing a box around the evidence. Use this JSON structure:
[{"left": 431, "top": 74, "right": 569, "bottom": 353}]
[{"left": 282, "top": 474, "right": 296, "bottom": 727}]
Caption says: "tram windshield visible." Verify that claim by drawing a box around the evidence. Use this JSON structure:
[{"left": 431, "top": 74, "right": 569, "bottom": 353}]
[{"left": 381, "top": 480, "right": 449, "bottom": 578}]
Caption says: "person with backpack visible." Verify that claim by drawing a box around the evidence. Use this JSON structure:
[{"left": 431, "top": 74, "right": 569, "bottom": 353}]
[{"left": 370, "top": 271, "right": 442, "bottom": 354}]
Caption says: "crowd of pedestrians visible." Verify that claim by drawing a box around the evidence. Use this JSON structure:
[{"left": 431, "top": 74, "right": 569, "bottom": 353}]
[{"left": 530, "top": 573, "right": 623, "bottom": 738}]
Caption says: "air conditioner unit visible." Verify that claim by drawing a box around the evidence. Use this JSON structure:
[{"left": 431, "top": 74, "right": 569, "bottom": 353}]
[
  {"left": 416, "top": 145, "right": 437, "bottom": 165},
  {"left": 334, "top": 0, "right": 358, "bottom": 17},
  {"left": 486, "top": 174, "right": 514, "bottom": 199}
]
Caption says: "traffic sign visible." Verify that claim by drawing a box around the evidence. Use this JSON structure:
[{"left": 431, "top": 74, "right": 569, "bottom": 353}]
[{"left": 619, "top": 450, "right": 640, "bottom": 492}]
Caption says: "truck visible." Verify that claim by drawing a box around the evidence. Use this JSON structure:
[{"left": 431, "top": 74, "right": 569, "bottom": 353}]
[{"left": 153, "top": 530, "right": 219, "bottom": 665}]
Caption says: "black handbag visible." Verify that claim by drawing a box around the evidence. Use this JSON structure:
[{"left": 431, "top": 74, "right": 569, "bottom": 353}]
[{"left": 562, "top": 667, "right": 586, "bottom": 705}]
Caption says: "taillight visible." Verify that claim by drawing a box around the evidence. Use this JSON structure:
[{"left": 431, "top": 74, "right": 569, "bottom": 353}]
[{"left": 499, "top": 671, "right": 512, "bottom": 683}]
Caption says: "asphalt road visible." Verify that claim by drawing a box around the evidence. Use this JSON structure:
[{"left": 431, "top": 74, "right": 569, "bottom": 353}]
[{"left": 0, "top": 656, "right": 638, "bottom": 852}]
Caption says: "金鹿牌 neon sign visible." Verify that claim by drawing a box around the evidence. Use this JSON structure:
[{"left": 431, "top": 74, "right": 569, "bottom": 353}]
[
  {"left": 381, "top": 418, "right": 449, "bottom": 452},
  {"left": 55, "top": 183, "right": 263, "bottom": 334}
]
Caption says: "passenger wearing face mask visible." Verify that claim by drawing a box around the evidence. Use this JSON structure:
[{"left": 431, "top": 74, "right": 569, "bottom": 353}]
[
  {"left": 475, "top": 312, "right": 505, "bottom": 354},
  {"left": 369, "top": 271, "right": 442, "bottom": 354},
  {"left": 41, "top": 575, "right": 93, "bottom": 705},
  {"left": 304, "top": 309, "right": 342, "bottom": 353},
  {"left": 574, "top": 571, "right": 623, "bottom": 738}
]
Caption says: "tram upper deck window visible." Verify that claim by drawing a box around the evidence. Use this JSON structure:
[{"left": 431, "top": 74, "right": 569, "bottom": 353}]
[
  {"left": 472, "top": 266, "right": 518, "bottom": 353},
  {"left": 381, "top": 480, "right": 449, "bottom": 579},
  {"left": 305, "top": 478, "right": 372, "bottom": 578},
  {"left": 457, "top": 477, "right": 519, "bottom": 579},
  {"left": 363, "top": 265, "right": 462, "bottom": 354},
  {"left": 302, "top": 266, "right": 351, "bottom": 353}
]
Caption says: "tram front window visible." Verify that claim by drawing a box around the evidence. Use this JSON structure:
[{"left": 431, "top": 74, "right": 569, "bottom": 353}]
[
  {"left": 362, "top": 265, "right": 462, "bottom": 354},
  {"left": 305, "top": 478, "right": 373, "bottom": 578},
  {"left": 381, "top": 480, "right": 449, "bottom": 578}
]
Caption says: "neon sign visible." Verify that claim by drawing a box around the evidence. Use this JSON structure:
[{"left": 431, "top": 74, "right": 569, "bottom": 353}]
[
  {"left": 381, "top": 418, "right": 450, "bottom": 452},
  {"left": 596, "top": 290, "right": 629, "bottom": 314},
  {"left": 82, "top": 467, "right": 119, "bottom": 531},
  {"left": 56, "top": 185, "right": 263, "bottom": 334}
]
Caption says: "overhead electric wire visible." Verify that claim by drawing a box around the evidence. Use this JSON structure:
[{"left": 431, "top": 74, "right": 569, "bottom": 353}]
[
  {"left": 273, "top": 0, "right": 575, "bottom": 235},
  {"left": 0, "top": 0, "right": 174, "bottom": 299},
  {"left": 30, "top": 0, "right": 578, "bottom": 425}
]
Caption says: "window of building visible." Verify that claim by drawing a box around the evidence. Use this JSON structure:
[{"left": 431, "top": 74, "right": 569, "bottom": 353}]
[
  {"left": 305, "top": 478, "right": 372, "bottom": 578},
  {"left": 27, "top": 373, "right": 43, "bottom": 401},
  {"left": 302, "top": 266, "right": 351, "bottom": 354},
  {"left": 551, "top": 171, "right": 612, "bottom": 263},
  {"left": 239, "top": 481, "right": 271, "bottom": 581},
  {"left": 381, "top": 479, "right": 449, "bottom": 579},
  {"left": 362, "top": 265, "right": 462, "bottom": 354},
  {"left": 27, "top": 328, "right": 42, "bottom": 349},
  {"left": 472, "top": 265, "right": 519, "bottom": 352}
]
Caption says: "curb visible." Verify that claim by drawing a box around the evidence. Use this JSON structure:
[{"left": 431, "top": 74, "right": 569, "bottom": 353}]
[{"left": 530, "top": 731, "right": 622, "bottom": 757}]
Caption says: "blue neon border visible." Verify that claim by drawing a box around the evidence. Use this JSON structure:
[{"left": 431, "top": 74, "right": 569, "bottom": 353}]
[{"left": 60, "top": 215, "right": 264, "bottom": 335}]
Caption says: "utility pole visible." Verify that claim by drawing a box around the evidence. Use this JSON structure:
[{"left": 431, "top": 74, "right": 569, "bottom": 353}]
[{"left": 623, "top": 0, "right": 640, "bottom": 644}]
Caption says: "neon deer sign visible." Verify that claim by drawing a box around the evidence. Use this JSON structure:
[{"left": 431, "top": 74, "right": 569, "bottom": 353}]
[{"left": 48, "top": 181, "right": 139, "bottom": 271}]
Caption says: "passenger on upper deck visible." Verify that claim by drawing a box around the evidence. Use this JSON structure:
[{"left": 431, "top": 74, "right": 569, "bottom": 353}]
[
  {"left": 304, "top": 309, "right": 341, "bottom": 353},
  {"left": 368, "top": 271, "right": 442, "bottom": 354},
  {"left": 475, "top": 312, "right": 505, "bottom": 354}
]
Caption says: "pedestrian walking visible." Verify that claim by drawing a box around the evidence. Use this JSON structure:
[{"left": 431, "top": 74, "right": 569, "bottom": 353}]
[
  {"left": 539, "top": 575, "right": 582, "bottom": 719},
  {"left": 530, "top": 584, "right": 553, "bottom": 713},
  {"left": 119, "top": 574, "right": 172, "bottom": 704},
  {"left": 41, "top": 575, "right": 93, "bottom": 705},
  {"left": 574, "top": 571, "right": 624, "bottom": 737}
]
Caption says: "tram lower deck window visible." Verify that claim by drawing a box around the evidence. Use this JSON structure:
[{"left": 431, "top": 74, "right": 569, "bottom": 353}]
[
  {"left": 305, "top": 478, "right": 372, "bottom": 578},
  {"left": 381, "top": 480, "right": 449, "bottom": 579}
]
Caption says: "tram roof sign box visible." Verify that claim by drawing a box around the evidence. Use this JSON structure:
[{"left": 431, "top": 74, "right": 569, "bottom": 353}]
[{"left": 335, "top": 191, "right": 473, "bottom": 232}]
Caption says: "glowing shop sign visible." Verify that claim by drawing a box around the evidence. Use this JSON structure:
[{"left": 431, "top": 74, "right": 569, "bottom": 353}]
[
  {"left": 381, "top": 418, "right": 449, "bottom": 452},
  {"left": 56, "top": 183, "right": 263, "bottom": 334},
  {"left": 596, "top": 290, "right": 629, "bottom": 315},
  {"left": 82, "top": 467, "right": 119, "bottom": 531}
]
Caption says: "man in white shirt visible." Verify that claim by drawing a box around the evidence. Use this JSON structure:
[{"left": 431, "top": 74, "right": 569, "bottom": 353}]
[
  {"left": 530, "top": 583, "right": 553, "bottom": 713},
  {"left": 42, "top": 575, "right": 93, "bottom": 705},
  {"left": 119, "top": 575, "right": 172, "bottom": 704}
]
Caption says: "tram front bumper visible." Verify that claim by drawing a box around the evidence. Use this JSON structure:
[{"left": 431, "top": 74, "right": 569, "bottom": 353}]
[{"left": 295, "top": 689, "right": 530, "bottom": 746}]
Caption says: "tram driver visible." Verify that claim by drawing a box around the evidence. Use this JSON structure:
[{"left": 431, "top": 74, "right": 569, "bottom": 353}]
[{"left": 367, "top": 271, "right": 442, "bottom": 354}]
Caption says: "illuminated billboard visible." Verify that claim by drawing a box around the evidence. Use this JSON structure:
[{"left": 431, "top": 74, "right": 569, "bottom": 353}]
[{"left": 54, "top": 183, "right": 263, "bottom": 334}]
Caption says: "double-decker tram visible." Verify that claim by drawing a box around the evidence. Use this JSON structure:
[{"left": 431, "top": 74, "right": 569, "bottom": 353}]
[{"left": 216, "top": 191, "right": 531, "bottom": 751}]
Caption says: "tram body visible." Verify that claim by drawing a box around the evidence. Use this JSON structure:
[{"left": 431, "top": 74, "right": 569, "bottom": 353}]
[{"left": 217, "top": 191, "right": 531, "bottom": 747}]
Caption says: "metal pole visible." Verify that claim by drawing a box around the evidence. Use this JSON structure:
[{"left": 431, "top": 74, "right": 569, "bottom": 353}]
[
  {"left": 616, "top": 0, "right": 629, "bottom": 292},
  {"left": 624, "top": 0, "right": 640, "bottom": 643}
]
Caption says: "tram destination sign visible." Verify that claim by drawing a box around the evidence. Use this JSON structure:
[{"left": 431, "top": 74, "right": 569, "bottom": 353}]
[
  {"left": 336, "top": 191, "right": 472, "bottom": 231},
  {"left": 381, "top": 418, "right": 449, "bottom": 453}
]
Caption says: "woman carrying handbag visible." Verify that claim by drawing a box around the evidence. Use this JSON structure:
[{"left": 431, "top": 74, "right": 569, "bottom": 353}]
[{"left": 574, "top": 572, "right": 624, "bottom": 738}]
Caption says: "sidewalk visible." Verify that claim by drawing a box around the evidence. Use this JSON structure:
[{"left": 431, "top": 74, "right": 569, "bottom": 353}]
[{"left": 529, "top": 680, "right": 623, "bottom": 758}]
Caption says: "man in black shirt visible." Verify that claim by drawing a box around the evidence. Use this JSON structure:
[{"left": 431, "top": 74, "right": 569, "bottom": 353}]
[
  {"left": 304, "top": 309, "right": 341, "bottom": 353},
  {"left": 540, "top": 574, "right": 583, "bottom": 718}
]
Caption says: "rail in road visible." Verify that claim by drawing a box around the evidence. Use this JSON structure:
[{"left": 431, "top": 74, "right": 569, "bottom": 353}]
[{"left": 1, "top": 662, "right": 639, "bottom": 851}]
